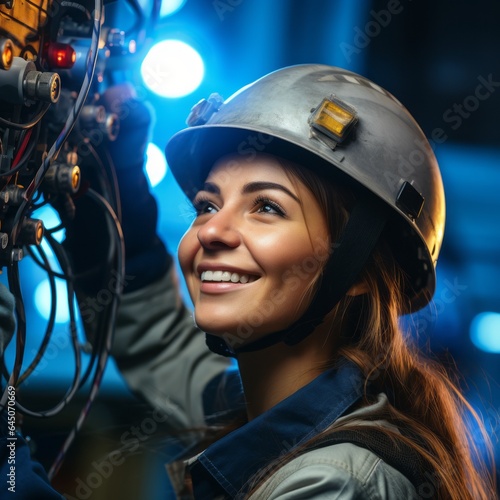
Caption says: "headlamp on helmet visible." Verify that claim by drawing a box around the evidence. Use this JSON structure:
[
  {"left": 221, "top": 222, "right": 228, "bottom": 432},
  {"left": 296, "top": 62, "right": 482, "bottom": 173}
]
[{"left": 308, "top": 95, "right": 358, "bottom": 146}]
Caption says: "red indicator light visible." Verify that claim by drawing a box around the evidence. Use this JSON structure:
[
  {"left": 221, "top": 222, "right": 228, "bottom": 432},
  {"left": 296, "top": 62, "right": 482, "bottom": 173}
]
[{"left": 46, "top": 43, "right": 76, "bottom": 69}]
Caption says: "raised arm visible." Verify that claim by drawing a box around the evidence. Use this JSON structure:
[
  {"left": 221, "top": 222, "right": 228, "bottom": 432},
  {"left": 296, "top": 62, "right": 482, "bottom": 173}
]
[{"left": 63, "top": 84, "right": 234, "bottom": 429}]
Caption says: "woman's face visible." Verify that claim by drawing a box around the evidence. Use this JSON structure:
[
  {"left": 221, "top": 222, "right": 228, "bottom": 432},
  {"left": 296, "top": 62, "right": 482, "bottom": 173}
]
[{"left": 178, "top": 153, "right": 330, "bottom": 348}]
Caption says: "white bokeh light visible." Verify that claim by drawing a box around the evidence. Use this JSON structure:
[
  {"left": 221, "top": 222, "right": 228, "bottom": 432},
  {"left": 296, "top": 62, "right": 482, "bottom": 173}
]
[
  {"left": 141, "top": 40, "right": 204, "bottom": 98},
  {"left": 145, "top": 142, "right": 168, "bottom": 187}
]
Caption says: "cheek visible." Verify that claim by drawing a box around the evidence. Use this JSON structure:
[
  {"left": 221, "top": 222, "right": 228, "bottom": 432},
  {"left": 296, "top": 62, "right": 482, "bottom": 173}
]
[
  {"left": 251, "top": 234, "right": 324, "bottom": 306},
  {"left": 258, "top": 232, "right": 319, "bottom": 276}
]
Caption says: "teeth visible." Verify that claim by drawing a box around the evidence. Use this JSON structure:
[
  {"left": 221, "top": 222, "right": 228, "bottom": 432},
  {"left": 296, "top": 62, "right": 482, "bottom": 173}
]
[{"left": 201, "top": 270, "right": 253, "bottom": 284}]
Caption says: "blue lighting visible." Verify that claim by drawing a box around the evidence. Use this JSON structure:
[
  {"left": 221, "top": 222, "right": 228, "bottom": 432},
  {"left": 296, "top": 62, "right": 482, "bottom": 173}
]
[
  {"left": 470, "top": 312, "right": 500, "bottom": 353},
  {"left": 145, "top": 142, "right": 168, "bottom": 187},
  {"left": 141, "top": 40, "right": 204, "bottom": 98},
  {"left": 34, "top": 278, "right": 73, "bottom": 323},
  {"left": 160, "top": 0, "right": 187, "bottom": 17}
]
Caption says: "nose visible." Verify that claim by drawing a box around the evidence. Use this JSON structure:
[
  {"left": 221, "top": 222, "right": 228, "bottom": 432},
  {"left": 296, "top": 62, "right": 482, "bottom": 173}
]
[{"left": 197, "top": 208, "right": 242, "bottom": 250}]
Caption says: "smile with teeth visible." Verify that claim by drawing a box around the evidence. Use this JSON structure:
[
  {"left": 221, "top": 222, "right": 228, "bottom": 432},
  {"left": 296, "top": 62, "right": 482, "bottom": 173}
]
[{"left": 200, "top": 270, "right": 257, "bottom": 284}]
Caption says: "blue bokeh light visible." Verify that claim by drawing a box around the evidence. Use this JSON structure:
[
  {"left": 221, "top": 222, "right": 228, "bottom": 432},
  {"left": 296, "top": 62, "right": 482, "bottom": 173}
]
[
  {"left": 34, "top": 278, "right": 73, "bottom": 323},
  {"left": 160, "top": 0, "right": 187, "bottom": 17},
  {"left": 141, "top": 40, "right": 204, "bottom": 98},
  {"left": 145, "top": 142, "right": 168, "bottom": 187},
  {"left": 470, "top": 312, "right": 500, "bottom": 353},
  {"left": 135, "top": 0, "right": 186, "bottom": 18}
]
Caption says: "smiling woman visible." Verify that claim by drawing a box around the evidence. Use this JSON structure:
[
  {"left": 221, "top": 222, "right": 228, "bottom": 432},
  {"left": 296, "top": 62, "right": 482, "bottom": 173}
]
[
  {"left": 109, "top": 64, "right": 496, "bottom": 499},
  {"left": 179, "top": 154, "right": 330, "bottom": 345}
]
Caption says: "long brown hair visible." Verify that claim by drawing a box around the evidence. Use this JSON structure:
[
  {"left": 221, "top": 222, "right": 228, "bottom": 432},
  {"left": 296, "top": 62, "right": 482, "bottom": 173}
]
[{"left": 246, "top": 158, "right": 497, "bottom": 499}]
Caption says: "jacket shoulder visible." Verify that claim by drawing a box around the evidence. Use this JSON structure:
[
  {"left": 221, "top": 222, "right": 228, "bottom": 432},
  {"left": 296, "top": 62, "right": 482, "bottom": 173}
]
[{"left": 251, "top": 442, "right": 421, "bottom": 499}]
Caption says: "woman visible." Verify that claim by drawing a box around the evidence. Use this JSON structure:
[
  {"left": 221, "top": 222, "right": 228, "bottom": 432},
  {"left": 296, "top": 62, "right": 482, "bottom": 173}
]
[
  {"left": 113, "top": 64, "right": 496, "bottom": 498},
  {"left": 0, "top": 65, "right": 494, "bottom": 498}
]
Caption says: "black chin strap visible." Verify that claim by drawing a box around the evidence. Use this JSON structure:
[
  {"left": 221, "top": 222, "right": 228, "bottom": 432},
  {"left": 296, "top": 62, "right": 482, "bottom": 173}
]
[{"left": 206, "top": 196, "right": 389, "bottom": 358}]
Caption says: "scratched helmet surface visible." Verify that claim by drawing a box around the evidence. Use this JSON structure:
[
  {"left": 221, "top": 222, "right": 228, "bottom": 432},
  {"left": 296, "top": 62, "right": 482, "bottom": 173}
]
[{"left": 166, "top": 64, "right": 446, "bottom": 310}]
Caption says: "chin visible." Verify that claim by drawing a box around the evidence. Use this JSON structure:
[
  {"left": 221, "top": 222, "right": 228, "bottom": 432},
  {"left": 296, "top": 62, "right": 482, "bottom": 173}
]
[
  {"left": 194, "top": 314, "right": 235, "bottom": 336},
  {"left": 194, "top": 312, "right": 257, "bottom": 347},
  {"left": 194, "top": 312, "right": 295, "bottom": 350}
]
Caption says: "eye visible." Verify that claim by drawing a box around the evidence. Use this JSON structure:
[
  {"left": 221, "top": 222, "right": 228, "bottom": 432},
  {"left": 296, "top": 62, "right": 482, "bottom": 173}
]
[
  {"left": 193, "top": 196, "right": 218, "bottom": 216},
  {"left": 254, "top": 196, "right": 286, "bottom": 217}
]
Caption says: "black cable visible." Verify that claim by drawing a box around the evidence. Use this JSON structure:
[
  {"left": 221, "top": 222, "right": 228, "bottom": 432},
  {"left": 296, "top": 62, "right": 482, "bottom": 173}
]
[
  {"left": 17, "top": 243, "right": 59, "bottom": 385},
  {"left": 41, "top": 233, "right": 98, "bottom": 391},
  {"left": 60, "top": 1, "right": 91, "bottom": 19},
  {"left": 0, "top": 262, "right": 27, "bottom": 413},
  {"left": 25, "top": 244, "right": 70, "bottom": 281},
  {"left": 84, "top": 140, "right": 122, "bottom": 221},
  {"left": 48, "top": 187, "right": 124, "bottom": 480},
  {"left": 21, "top": 194, "right": 120, "bottom": 392},
  {"left": 28, "top": 189, "right": 44, "bottom": 207},
  {"left": 0, "top": 130, "right": 38, "bottom": 177},
  {"left": 0, "top": 9, "right": 39, "bottom": 40},
  {"left": 30, "top": 239, "right": 97, "bottom": 389},
  {"left": 0, "top": 7, "right": 104, "bottom": 408},
  {"left": 14, "top": 232, "right": 82, "bottom": 417},
  {"left": 46, "top": 222, "right": 64, "bottom": 234},
  {"left": 0, "top": 28, "right": 23, "bottom": 50},
  {"left": 0, "top": 103, "right": 51, "bottom": 131},
  {"left": 27, "top": 0, "right": 49, "bottom": 21},
  {"left": 44, "top": 185, "right": 123, "bottom": 392},
  {"left": 0, "top": 0, "right": 104, "bottom": 425}
]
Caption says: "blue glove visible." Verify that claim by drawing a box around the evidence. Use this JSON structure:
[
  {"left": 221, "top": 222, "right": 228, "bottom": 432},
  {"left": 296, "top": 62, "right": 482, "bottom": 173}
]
[
  {"left": 0, "top": 411, "right": 65, "bottom": 499},
  {"left": 61, "top": 84, "right": 171, "bottom": 295},
  {"left": 100, "top": 84, "right": 171, "bottom": 292}
]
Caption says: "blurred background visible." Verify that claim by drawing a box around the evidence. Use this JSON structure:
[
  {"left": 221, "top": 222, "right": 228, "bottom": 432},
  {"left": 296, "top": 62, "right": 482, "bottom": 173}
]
[{"left": 2, "top": 0, "right": 499, "bottom": 497}]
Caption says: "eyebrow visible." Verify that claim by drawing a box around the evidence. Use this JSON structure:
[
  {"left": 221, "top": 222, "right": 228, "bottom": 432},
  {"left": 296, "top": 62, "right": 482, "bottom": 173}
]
[{"left": 202, "top": 181, "right": 300, "bottom": 203}]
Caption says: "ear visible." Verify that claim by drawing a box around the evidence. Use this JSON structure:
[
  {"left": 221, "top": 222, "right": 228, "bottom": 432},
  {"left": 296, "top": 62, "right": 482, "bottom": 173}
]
[{"left": 346, "top": 281, "right": 369, "bottom": 297}]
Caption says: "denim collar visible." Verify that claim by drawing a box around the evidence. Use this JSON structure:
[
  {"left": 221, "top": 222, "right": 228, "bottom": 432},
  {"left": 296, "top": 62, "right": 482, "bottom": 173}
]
[{"left": 190, "top": 360, "right": 365, "bottom": 498}]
